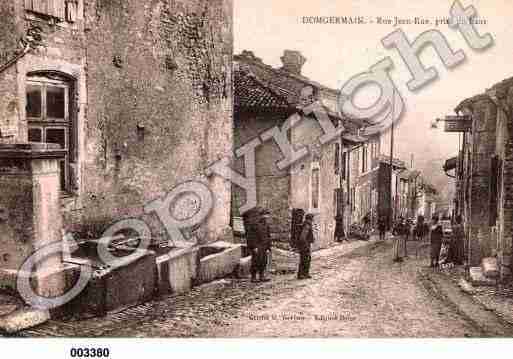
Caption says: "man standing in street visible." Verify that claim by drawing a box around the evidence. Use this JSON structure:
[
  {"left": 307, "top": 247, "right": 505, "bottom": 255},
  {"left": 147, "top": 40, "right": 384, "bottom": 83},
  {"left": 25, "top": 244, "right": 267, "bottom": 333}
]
[
  {"left": 392, "top": 217, "right": 406, "bottom": 262},
  {"left": 256, "top": 208, "right": 272, "bottom": 282},
  {"left": 451, "top": 215, "right": 465, "bottom": 265},
  {"left": 378, "top": 215, "right": 387, "bottom": 241},
  {"left": 244, "top": 207, "right": 271, "bottom": 283},
  {"left": 430, "top": 216, "right": 443, "bottom": 268},
  {"left": 297, "top": 213, "right": 315, "bottom": 279},
  {"left": 334, "top": 213, "right": 347, "bottom": 242}
]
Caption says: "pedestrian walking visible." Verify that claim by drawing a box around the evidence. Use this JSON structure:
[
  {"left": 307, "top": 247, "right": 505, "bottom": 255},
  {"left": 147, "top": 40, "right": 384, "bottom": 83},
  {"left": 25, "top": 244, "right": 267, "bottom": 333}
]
[
  {"left": 378, "top": 216, "right": 387, "bottom": 241},
  {"left": 297, "top": 213, "right": 315, "bottom": 280},
  {"left": 334, "top": 213, "right": 347, "bottom": 242},
  {"left": 392, "top": 217, "right": 406, "bottom": 262},
  {"left": 414, "top": 215, "right": 424, "bottom": 241},
  {"left": 451, "top": 215, "right": 465, "bottom": 265},
  {"left": 362, "top": 212, "right": 371, "bottom": 239},
  {"left": 430, "top": 216, "right": 443, "bottom": 268}
]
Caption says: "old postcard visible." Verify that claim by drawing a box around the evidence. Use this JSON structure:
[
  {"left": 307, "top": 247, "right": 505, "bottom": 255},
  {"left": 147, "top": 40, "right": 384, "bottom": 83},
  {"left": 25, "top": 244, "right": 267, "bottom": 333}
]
[{"left": 1, "top": 0, "right": 513, "bottom": 355}]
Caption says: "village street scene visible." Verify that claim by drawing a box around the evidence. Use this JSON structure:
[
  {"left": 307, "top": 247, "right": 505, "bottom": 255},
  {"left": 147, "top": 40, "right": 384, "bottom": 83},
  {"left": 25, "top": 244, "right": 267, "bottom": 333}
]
[{"left": 1, "top": 0, "right": 513, "bottom": 341}]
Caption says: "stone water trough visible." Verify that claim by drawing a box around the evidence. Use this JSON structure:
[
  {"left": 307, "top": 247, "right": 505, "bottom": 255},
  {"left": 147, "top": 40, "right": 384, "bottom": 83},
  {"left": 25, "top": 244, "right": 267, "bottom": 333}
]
[
  {"left": 197, "top": 241, "right": 244, "bottom": 284},
  {"left": 63, "top": 238, "right": 247, "bottom": 317},
  {"left": 151, "top": 244, "right": 199, "bottom": 295},
  {"left": 62, "top": 238, "right": 156, "bottom": 318}
]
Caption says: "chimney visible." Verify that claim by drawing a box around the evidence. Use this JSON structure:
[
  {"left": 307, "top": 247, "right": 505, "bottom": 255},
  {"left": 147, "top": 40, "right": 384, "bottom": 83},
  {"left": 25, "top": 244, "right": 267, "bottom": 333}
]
[{"left": 280, "top": 50, "right": 306, "bottom": 75}]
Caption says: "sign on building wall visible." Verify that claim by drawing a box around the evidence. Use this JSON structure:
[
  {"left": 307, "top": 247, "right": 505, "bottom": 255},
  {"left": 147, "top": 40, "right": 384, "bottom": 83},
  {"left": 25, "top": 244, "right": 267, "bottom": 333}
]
[
  {"left": 444, "top": 115, "right": 472, "bottom": 132},
  {"left": 0, "top": 125, "right": 17, "bottom": 138}
]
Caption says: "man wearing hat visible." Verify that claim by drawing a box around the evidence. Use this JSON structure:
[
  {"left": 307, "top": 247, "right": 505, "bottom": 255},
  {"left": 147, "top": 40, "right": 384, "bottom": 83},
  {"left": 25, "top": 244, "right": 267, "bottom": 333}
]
[
  {"left": 297, "top": 213, "right": 315, "bottom": 279},
  {"left": 250, "top": 207, "right": 272, "bottom": 282}
]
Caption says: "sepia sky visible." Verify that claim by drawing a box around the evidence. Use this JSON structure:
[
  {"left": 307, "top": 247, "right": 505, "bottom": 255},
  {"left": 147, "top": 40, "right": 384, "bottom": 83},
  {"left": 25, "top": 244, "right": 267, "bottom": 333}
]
[{"left": 234, "top": 0, "right": 513, "bottom": 191}]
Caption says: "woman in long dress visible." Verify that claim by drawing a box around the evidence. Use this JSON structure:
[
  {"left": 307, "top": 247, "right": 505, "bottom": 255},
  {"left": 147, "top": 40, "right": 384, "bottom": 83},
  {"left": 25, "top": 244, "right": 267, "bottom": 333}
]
[
  {"left": 392, "top": 217, "right": 407, "bottom": 262},
  {"left": 430, "top": 216, "right": 443, "bottom": 268},
  {"left": 451, "top": 215, "right": 465, "bottom": 265}
]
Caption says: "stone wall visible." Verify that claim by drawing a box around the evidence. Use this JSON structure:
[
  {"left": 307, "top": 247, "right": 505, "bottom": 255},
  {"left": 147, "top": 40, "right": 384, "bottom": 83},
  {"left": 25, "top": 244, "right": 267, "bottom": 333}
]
[
  {"left": 233, "top": 111, "right": 291, "bottom": 241},
  {"left": 82, "top": 0, "right": 233, "bottom": 244},
  {"left": 0, "top": 0, "right": 234, "bottom": 245},
  {"left": 466, "top": 98, "right": 496, "bottom": 265},
  {"left": 290, "top": 113, "right": 340, "bottom": 249},
  {"left": 490, "top": 81, "right": 513, "bottom": 281},
  {"left": 0, "top": 2, "right": 22, "bottom": 144}
]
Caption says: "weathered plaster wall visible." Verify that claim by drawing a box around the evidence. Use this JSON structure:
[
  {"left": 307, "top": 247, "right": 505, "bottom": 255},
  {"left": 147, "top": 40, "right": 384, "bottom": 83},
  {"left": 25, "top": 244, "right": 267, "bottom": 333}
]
[
  {"left": 0, "top": 0, "right": 234, "bottom": 246},
  {"left": 491, "top": 82, "right": 513, "bottom": 281},
  {"left": 0, "top": 2, "right": 24, "bottom": 144},
  {"left": 466, "top": 98, "right": 496, "bottom": 265},
  {"left": 290, "top": 114, "right": 339, "bottom": 249},
  {"left": 82, "top": 0, "right": 233, "bottom": 244},
  {"left": 233, "top": 112, "right": 290, "bottom": 240}
]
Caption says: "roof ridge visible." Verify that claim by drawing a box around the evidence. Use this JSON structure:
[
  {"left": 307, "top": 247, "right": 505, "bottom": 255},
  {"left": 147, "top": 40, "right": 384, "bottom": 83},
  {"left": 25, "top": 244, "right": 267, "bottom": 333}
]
[
  {"left": 234, "top": 51, "right": 339, "bottom": 94},
  {"left": 236, "top": 65, "right": 293, "bottom": 107}
]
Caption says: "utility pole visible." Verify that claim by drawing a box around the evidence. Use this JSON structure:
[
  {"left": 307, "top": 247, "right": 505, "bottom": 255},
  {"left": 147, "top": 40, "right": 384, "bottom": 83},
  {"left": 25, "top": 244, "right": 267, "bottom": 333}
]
[{"left": 389, "top": 91, "right": 395, "bottom": 229}]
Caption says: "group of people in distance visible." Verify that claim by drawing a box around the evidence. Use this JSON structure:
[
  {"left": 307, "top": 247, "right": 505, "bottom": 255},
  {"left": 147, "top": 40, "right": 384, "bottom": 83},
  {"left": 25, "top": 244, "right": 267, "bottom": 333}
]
[
  {"left": 243, "top": 207, "right": 316, "bottom": 283},
  {"left": 387, "top": 214, "right": 465, "bottom": 267},
  {"left": 243, "top": 207, "right": 466, "bottom": 284},
  {"left": 428, "top": 215, "right": 465, "bottom": 268}
]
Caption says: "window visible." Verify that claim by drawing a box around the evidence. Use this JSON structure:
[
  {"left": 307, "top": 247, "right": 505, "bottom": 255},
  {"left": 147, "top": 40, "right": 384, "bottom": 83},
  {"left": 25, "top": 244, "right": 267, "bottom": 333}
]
[
  {"left": 489, "top": 155, "right": 500, "bottom": 226},
  {"left": 334, "top": 143, "right": 340, "bottom": 174},
  {"left": 362, "top": 145, "right": 368, "bottom": 173},
  {"left": 334, "top": 188, "right": 344, "bottom": 216},
  {"left": 25, "top": 0, "right": 78, "bottom": 22},
  {"left": 26, "top": 74, "right": 75, "bottom": 193},
  {"left": 350, "top": 187, "right": 356, "bottom": 212},
  {"left": 310, "top": 162, "right": 320, "bottom": 211},
  {"left": 340, "top": 151, "right": 347, "bottom": 180},
  {"left": 65, "top": 0, "right": 78, "bottom": 22}
]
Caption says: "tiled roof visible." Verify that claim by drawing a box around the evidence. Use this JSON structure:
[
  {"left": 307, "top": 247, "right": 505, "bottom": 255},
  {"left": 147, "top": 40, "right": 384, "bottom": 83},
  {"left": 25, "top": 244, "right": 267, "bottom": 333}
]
[
  {"left": 234, "top": 50, "right": 339, "bottom": 97},
  {"left": 234, "top": 64, "right": 293, "bottom": 110},
  {"left": 342, "top": 133, "right": 367, "bottom": 144},
  {"left": 378, "top": 154, "right": 406, "bottom": 169},
  {"left": 454, "top": 93, "right": 490, "bottom": 112},
  {"left": 398, "top": 169, "right": 412, "bottom": 179}
]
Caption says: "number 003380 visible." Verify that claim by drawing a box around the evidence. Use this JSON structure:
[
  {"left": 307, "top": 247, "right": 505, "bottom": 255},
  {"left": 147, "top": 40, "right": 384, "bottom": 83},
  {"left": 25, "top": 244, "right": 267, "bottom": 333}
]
[{"left": 70, "top": 347, "right": 110, "bottom": 358}]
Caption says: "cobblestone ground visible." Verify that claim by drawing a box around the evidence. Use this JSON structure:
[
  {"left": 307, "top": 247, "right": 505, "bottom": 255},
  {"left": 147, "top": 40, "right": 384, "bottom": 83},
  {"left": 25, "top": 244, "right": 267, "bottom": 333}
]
[{"left": 18, "top": 237, "right": 501, "bottom": 338}]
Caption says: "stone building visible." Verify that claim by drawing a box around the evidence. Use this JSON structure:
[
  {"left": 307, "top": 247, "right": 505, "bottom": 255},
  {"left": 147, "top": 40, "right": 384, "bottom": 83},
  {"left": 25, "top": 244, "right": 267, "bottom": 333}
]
[
  {"left": 453, "top": 94, "right": 497, "bottom": 267},
  {"left": 350, "top": 152, "right": 406, "bottom": 230},
  {"left": 448, "top": 75, "right": 513, "bottom": 281},
  {"left": 0, "top": 0, "right": 233, "bottom": 246},
  {"left": 347, "top": 135, "right": 382, "bottom": 225},
  {"left": 233, "top": 50, "right": 367, "bottom": 249}
]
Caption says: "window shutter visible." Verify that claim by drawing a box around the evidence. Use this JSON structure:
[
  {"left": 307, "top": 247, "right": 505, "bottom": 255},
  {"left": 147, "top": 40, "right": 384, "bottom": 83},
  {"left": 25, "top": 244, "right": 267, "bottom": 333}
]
[
  {"left": 489, "top": 155, "right": 498, "bottom": 226},
  {"left": 25, "top": 0, "right": 34, "bottom": 11},
  {"left": 27, "top": 0, "right": 65, "bottom": 19},
  {"left": 340, "top": 152, "right": 346, "bottom": 180},
  {"left": 47, "top": 0, "right": 65, "bottom": 20},
  {"left": 334, "top": 143, "right": 340, "bottom": 174},
  {"left": 65, "top": 0, "right": 78, "bottom": 22},
  {"left": 33, "top": 0, "right": 48, "bottom": 15},
  {"left": 54, "top": 0, "right": 65, "bottom": 20}
]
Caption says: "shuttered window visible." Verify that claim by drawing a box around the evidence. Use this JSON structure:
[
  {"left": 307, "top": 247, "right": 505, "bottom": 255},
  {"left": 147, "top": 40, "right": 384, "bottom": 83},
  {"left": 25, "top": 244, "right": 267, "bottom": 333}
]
[
  {"left": 340, "top": 151, "right": 347, "bottom": 180},
  {"left": 65, "top": 0, "right": 78, "bottom": 22},
  {"left": 25, "top": 0, "right": 66, "bottom": 21},
  {"left": 489, "top": 155, "right": 500, "bottom": 226},
  {"left": 26, "top": 74, "right": 75, "bottom": 193},
  {"left": 334, "top": 143, "right": 340, "bottom": 174}
]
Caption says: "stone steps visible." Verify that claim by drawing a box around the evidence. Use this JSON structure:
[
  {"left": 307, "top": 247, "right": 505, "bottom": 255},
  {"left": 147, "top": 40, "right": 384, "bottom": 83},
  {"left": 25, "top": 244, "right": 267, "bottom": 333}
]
[{"left": 469, "top": 266, "right": 497, "bottom": 287}]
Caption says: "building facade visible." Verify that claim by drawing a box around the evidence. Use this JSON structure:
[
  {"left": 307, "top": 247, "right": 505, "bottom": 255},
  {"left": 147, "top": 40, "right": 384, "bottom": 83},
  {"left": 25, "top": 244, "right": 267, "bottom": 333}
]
[
  {"left": 448, "top": 76, "right": 513, "bottom": 281},
  {"left": 0, "top": 0, "right": 234, "bottom": 245},
  {"left": 233, "top": 50, "right": 367, "bottom": 249}
]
